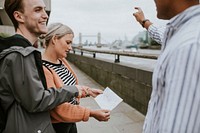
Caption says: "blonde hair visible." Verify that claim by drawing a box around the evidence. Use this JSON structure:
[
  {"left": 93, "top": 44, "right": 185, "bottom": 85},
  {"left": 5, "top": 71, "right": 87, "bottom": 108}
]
[{"left": 44, "top": 23, "right": 74, "bottom": 47}]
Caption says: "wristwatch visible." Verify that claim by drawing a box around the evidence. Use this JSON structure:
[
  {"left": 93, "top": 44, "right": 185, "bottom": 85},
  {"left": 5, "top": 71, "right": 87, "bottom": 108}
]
[{"left": 141, "top": 19, "right": 149, "bottom": 27}]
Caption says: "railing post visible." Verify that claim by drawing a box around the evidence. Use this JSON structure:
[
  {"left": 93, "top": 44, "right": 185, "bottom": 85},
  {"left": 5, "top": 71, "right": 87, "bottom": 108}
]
[
  {"left": 93, "top": 52, "right": 96, "bottom": 58},
  {"left": 115, "top": 54, "right": 120, "bottom": 63},
  {"left": 71, "top": 46, "right": 158, "bottom": 59}
]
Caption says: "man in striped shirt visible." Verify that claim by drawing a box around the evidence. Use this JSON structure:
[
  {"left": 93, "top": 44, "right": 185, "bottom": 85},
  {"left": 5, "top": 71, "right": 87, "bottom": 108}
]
[{"left": 133, "top": 0, "right": 200, "bottom": 133}]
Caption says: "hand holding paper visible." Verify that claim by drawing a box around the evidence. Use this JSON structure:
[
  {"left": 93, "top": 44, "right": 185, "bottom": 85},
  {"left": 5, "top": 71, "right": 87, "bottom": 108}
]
[
  {"left": 94, "top": 87, "right": 123, "bottom": 111},
  {"left": 89, "top": 88, "right": 103, "bottom": 98}
]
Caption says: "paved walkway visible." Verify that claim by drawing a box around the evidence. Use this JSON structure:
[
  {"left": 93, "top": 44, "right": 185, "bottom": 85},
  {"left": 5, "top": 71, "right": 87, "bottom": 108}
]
[{"left": 69, "top": 62, "right": 145, "bottom": 133}]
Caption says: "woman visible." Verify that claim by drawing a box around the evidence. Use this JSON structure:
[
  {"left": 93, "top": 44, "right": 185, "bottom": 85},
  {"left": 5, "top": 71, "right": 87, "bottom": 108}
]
[{"left": 42, "top": 23, "right": 110, "bottom": 133}]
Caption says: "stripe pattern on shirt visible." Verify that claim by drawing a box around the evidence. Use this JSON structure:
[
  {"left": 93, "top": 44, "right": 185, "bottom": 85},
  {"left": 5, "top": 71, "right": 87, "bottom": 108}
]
[
  {"left": 148, "top": 24, "right": 166, "bottom": 45},
  {"left": 143, "top": 5, "right": 200, "bottom": 133},
  {"left": 43, "top": 60, "right": 76, "bottom": 86},
  {"left": 43, "top": 60, "right": 78, "bottom": 105}
]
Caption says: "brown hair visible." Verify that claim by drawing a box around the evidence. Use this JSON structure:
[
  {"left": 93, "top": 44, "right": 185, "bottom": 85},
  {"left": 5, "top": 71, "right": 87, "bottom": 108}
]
[{"left": 4, "top": 0, "right": 24, "bottom": 31}]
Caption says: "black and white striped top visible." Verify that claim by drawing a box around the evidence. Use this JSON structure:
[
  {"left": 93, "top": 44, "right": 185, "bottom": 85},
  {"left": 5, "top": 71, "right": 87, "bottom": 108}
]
[
  {"left": 43, "top": 60, "right": 78, "bottom": 105},
  {"left": 43, "top": 60, "right": 76, "bottom": 86}
]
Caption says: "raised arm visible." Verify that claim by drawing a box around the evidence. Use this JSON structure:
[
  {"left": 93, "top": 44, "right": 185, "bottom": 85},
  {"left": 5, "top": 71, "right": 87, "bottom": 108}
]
[{"left": 133, "top": 7, "right": 165, "bottom": 45}]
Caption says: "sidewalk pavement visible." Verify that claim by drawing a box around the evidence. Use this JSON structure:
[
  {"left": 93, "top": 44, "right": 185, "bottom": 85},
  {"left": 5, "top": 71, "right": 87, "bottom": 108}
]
[{"left": 69, "top": 62, "right": 145, "bottom": 133}]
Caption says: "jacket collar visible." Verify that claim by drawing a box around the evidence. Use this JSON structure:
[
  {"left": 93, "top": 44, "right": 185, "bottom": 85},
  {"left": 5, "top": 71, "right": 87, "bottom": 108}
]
[
  {"left": 0, "top": 34, "right": 32, "bottom": 53},
  {"left": 0, "top": 34, "right": 40, "bottom": 60}
]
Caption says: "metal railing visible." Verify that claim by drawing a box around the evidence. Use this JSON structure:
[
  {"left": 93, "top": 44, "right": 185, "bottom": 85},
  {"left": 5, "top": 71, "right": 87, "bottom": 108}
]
[{"left": 72, "top": 46, "right": 158, "bottom": 63}]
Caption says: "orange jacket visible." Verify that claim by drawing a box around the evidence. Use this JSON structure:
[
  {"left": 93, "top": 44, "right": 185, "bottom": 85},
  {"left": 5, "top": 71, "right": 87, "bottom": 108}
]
[{"left": 43, "top": 58, "right": 90, "bottom": 123}]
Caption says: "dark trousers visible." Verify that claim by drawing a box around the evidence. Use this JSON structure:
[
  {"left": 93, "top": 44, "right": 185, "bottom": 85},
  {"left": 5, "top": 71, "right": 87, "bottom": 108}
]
[{"left": 52, "top": 123, "right": 77, "bottom": 133}]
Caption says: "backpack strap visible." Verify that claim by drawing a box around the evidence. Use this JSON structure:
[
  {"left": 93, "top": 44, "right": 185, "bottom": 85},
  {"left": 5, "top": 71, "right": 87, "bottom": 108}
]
[{"left": 0, "top": 99, "right": 14, "bottom": 132}]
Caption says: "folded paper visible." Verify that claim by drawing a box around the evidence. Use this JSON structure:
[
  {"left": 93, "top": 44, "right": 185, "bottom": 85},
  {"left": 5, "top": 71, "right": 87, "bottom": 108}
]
[{"left": 94, "top": 87, "right": 123, "bottom": 110}]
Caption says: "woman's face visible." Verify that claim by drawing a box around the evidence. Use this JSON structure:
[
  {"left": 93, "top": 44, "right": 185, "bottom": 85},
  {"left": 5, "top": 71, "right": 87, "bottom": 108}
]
[{"left": 54, "top": 33, "right": 74, "bottom": 59}]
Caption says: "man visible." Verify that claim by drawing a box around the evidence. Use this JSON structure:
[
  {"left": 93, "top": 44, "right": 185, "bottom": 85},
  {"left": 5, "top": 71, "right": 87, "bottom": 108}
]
[
  {"left": 134, "top": 0, "right": 200, "bottom": 133},
  {"left": 0, "top": 0, "right": 85, "bottom": 132}
]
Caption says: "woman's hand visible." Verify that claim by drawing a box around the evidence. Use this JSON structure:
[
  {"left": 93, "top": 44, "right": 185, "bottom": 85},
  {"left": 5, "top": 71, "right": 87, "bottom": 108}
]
[
  {"left": 88, "top": 88, "right": 103, "bottom": 98},
  {"left": 90, "top": 109, "right": 111, "bottom": 121},
  {"left": 78, "top": 85, "right": 103, "bottom": 98}
]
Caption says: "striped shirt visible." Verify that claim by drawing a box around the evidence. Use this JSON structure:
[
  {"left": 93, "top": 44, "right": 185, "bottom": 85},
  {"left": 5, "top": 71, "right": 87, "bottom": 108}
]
[
  {"left": 148, "top": 24, "right": 166, "bottom": 45},
  {"left": 43, "top": 60, "right": 76, "bottom": 86},
  {"left": 143, "top": 5, "right": 200, "bottom": 133},
  {"left": 43, "top": 60, "right": 77, "bottom": 104}
]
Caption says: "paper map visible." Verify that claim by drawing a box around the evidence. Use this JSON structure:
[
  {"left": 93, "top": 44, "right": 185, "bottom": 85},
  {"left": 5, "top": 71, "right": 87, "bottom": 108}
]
[{"left": 94, "top": 87, "right": 123, "bottom": 110}]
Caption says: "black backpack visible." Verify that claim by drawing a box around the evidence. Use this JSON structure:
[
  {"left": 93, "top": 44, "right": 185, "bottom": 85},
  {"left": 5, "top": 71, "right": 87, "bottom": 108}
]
[
  {"left": 0, "top": 98, "right": 13, "bottom": 133},
  {"left": 0, "top": 36, "right": 12, "bottom": 133},
  {"left": 0, "top": 100, "right": 6, "bottom": 133},
  {"left": 0, "top": 37, "right": 7, "bottom": 132}
]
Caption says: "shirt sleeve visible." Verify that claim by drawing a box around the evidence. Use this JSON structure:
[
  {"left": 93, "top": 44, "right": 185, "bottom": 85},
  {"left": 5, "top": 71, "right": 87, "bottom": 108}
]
[
  {"left": 148, "top": 24, "right": 166, "bottom": 45},
  {"left": 51, "top": 102, "right": 90, "bottom": 123}
]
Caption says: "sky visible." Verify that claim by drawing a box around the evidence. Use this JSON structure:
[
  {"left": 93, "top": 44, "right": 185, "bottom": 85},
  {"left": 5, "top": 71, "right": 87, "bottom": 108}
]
[{"left": 48, "top": 0, "right": 167, "bottom": 44}]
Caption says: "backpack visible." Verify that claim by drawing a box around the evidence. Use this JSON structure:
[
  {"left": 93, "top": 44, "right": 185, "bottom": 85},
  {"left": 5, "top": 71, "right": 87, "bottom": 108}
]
[
  {"left": 0, "top": 98, "right": 13, "bottom": 133},
  {"left": 0, "top": 36, "right": 16, "bottom": 132},
  {"left": 0, "top": 37, "right": 8, "bottom": 132},
  {"left": 0, "top": 100, "right": 6, "bottom": 133}
]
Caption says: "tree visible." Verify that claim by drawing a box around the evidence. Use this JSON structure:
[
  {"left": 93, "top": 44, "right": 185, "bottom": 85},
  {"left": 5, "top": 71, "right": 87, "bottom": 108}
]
[
  {"left": 0, "top": 33, "right": 11, "bottom": 38},
  {"left": 149, "top": 38, "right": 161, "bottom": 49}
]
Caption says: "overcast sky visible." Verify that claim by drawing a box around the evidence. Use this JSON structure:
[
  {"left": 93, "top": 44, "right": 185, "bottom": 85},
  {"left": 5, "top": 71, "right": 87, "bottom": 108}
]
[{"left": 48, "top": 0, "right": 167, "bottom": 44}]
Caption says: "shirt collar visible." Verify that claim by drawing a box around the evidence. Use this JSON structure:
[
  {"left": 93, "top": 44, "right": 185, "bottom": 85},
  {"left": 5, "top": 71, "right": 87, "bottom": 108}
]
[{"left": 167, "top": 5, "right": 200, "bottom": 29}]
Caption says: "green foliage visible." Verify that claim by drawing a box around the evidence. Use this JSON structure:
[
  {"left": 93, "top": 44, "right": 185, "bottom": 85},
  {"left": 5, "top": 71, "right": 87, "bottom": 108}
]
[
  {"left": 149, "top": 38, "right": 161, "bottom": 49},
  {"left": 0, "top": 33, "right": 11, "bottom": 38},
  {"left": 150, "top": 39, "right": 161, "bottom": 46}
]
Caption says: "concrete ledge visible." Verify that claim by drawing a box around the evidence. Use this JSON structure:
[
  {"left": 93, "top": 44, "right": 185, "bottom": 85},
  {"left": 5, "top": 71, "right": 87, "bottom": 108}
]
[{"left": 68, "top": 53, "right": 153, "bottom": 115}]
